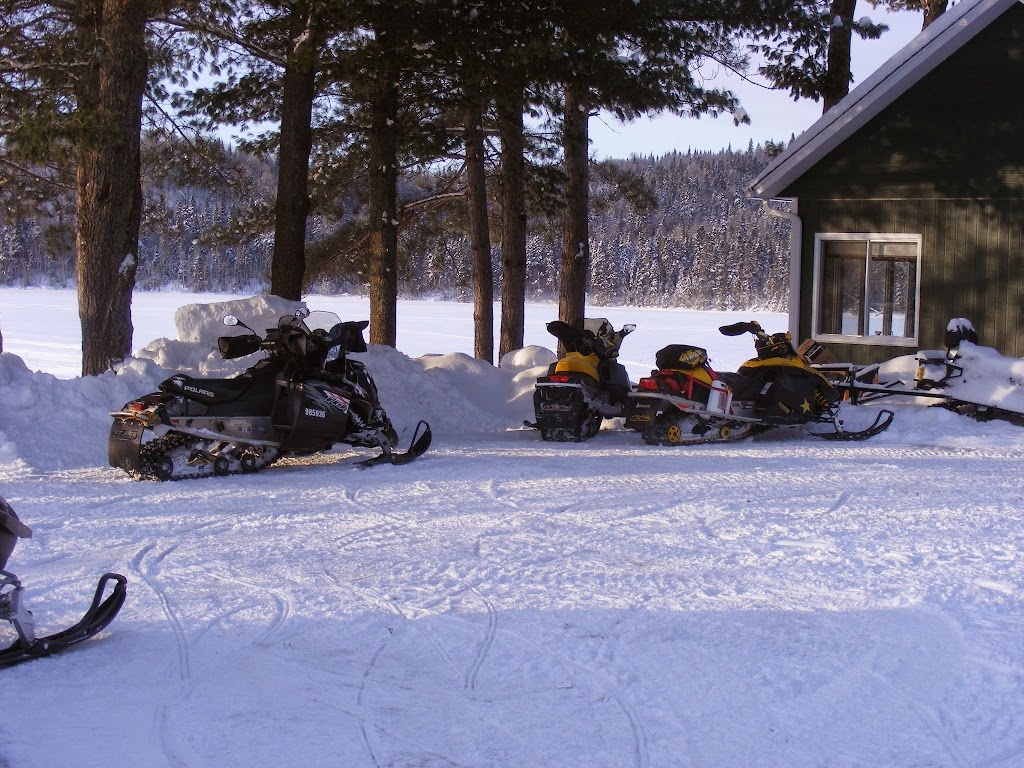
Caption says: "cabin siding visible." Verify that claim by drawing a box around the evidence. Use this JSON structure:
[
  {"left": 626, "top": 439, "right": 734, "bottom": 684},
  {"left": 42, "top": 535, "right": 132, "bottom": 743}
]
[
  {"left": 783, "top": 5, "right": 1024, "bottom": 201},
  {"left": 798, "top": 199, "right": 1024, "bottom": 363},
  {"left": 777, "top": 4, "right": 1024, "bottom": 365}
]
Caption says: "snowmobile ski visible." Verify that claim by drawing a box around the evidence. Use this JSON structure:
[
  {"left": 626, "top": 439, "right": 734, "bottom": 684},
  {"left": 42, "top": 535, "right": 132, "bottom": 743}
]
[
  {"left": 1, "top": 573, "right": 127, "bottom": 668},
  {"left": 357, "top": 420, "right": 432, "bottom": 467},
  {"left": 805, "top": 408, "right": 894, "bottom": 441},
  {"left": 3, "top": 496, "right": 128, "bottom": 668}
]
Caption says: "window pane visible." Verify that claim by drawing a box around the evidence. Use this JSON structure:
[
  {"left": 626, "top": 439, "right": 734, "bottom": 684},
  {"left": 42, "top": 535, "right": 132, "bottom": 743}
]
[
  {"left": 817, "top": 240, "right": 866, "bottom": 336},
  {"left": 866, "top": 242, "right": 917, "bottom": 338}
]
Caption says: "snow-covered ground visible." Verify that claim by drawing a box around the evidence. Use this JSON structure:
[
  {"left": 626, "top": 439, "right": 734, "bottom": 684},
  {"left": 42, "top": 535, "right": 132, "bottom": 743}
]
[{"left": 2, "top": 288, "right": 1024, "bottom": 768}]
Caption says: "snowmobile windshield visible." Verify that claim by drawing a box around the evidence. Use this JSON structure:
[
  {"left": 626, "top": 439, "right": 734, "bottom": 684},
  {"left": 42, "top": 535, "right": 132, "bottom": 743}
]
[
  {"left": 278, "top": 311, "right": 342, "bottom": 335},
  {"left": 274, "top": 311, "right": 341, "bottom": 372}
]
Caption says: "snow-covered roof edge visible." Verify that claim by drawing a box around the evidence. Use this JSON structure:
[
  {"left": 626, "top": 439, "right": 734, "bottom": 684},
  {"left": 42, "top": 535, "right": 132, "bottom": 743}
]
[{"left": 747, "top": 0, "right": 1023, "bottom": 200}]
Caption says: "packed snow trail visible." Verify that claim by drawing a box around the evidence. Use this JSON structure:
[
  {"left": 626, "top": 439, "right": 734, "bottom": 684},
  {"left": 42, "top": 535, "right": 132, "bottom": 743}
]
[{"left": 2, "top": 291, "right": 1024, "bottom": 767}]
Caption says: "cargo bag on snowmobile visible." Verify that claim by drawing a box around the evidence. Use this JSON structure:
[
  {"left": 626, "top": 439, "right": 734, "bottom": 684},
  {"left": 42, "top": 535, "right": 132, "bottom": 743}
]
[
  {"left": 655, "top": 345, "right": 709, "bottom": 371},
  {"left": 729, "top": 366, "right": 838, "bottom": 420}
]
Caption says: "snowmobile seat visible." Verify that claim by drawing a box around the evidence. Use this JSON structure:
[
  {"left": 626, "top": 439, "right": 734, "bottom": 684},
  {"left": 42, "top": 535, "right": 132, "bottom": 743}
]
[
  {"left": 554, "top": 352, "right": 601, "bottom": 382},
  {"left": 718, "top": 370, "right": 764, "bottom": 402},
  {"left": 159, "top": 373, "right": 262, "bottom": 406},
  {"left": 599, "top": 359, "right": 631, "bottom": 404}
]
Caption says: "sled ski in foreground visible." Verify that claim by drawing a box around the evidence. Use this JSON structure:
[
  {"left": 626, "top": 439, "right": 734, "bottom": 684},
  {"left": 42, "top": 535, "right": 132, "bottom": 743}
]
[
  {"left": 1, "top": 496, "right": 127, "bottom": 668},
  {"left": 109, "top": 309, "right": 431, "bottom": 481},
  {"left": 624, "top": 321, "right": 893, "bottom": 445},
  {"left": 823, "top": 318, "right": 1024, "bottom": 423},
  {"left": 525, "top": 318, "right": 635, "bottom": 441}
]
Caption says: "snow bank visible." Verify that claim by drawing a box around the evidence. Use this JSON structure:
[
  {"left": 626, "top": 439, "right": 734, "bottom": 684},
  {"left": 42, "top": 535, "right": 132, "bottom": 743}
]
[
  {"left": 499, "top": 345, "right": 557, "bottom": 372},
  {"left": 0, "top": 352, "right": 165, "bottom": 472},
  {"left": 171, "top": 294, "right": 303, "bottom": 345},
  {"left": 7, "top": 295, "right": 1024, "bottom": 475},
  {"left": 878, "top": 341, "right": 1024, "bottom": 414}
]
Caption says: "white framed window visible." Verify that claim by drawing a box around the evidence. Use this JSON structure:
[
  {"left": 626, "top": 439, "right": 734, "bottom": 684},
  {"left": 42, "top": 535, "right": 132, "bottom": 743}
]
[{"left": 812, "top": 233, "right": 922, "bottom": 346}]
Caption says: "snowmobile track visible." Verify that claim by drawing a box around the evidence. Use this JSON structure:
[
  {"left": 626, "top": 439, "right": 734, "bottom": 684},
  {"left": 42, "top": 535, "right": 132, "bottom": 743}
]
[
  {"left": 463, "top": 588, "right": 496, "bottom": 691},
  {"left": 131, "top": 543, "right": 191, "bottom": 684}
]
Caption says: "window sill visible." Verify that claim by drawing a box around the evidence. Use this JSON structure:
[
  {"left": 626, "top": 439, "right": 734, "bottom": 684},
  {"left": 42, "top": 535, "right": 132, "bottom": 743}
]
[{"left": 813, "top": 334, "right": 919, "bottom": 347}]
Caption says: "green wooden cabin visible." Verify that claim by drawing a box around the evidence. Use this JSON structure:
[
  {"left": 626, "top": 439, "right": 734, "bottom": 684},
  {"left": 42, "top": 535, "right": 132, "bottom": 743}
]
[{"left": 747, "top": 0, "right": 1024, "bottom": 364}]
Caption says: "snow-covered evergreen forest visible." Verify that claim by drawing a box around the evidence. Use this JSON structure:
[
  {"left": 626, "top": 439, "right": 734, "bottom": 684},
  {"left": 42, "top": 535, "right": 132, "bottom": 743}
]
[{"left": 0, "top": 143, "right": 791, "bottom": 311}]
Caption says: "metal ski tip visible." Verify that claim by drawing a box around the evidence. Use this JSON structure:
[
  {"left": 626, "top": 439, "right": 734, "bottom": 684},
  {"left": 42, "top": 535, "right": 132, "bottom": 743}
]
[
  {"left": 357, "top": 420, "right": 431, "bottom": 468},
  {"left": 812, "top": 409, "right": 895, "bottom": 441}
]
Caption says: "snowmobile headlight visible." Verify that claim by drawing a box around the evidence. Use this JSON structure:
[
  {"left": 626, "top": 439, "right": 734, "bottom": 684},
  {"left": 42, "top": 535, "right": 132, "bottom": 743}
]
[{"left": 325, "top": 345, "right": 341, "bottom": 364}]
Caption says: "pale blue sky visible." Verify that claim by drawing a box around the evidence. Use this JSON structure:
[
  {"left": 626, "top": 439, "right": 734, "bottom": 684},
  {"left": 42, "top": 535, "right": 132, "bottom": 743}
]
[{"left": 589, "top": 8, "right": 926, "bottom": 159}]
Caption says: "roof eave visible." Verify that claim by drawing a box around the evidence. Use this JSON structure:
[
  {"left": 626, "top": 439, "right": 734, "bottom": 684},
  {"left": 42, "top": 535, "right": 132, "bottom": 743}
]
[{"left": 747, "top": 0, "right": 1021, "bottom": 200}]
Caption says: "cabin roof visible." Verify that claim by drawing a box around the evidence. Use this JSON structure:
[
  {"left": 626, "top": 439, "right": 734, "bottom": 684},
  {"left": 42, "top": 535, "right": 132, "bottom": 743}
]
[{"left": 747, "top": 0, "right": 1024, "bottom": 200}]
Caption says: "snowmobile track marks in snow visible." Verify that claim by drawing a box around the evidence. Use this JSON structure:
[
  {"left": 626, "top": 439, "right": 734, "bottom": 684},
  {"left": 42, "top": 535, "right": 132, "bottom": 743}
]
[
  {"left": 463, "top": 588, "right": 496, "bottom": 691},
  {"left": 130, "top": 543, "right": 196, "bottom": 768},
  {"left": 131, "top": 543, "right": 191, "bottom": 684},
  {"left": 205, "top": 571, "right": 292, "bottom": 648}
]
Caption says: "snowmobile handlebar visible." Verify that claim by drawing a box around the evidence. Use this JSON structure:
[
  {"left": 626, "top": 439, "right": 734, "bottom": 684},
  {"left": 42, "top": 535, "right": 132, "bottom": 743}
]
[
  {"left": 718, "top": 321, "right": 763, "bottom": 338},
  {"left": 547, "top": 319, "right": 634, "bottom": 359},
  {"left": 218, "top": 333, "right": 263, "bottom": 360},
  {"left": 217, "top": 311, "right": 371, "bottom": 376}
]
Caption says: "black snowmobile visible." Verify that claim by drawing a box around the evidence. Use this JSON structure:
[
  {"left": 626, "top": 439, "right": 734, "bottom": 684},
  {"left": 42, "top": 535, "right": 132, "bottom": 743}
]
[
  {"left": 109, "top": 308, "right": 431, "bottom": 481},
  {"left": 1, "top": 496, "right": 127, "bottom": 667},
  {"left": 624, "top": 321, "right": 893, "bottom": 445},
  {"left": 525, "top": 318, "right": 635, "bottom": 441}
]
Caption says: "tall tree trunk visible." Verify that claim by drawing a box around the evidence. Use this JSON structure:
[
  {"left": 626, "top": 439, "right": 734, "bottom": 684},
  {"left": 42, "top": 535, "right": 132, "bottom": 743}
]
[
  {"left": 74, "top": 0, "right": 148, "bottom": 376},
  {"left": 497, "top": 90, "right": 527, "bottom": 359},
  {"left": 464, "top": 102, "right": 493, "bottom": 364},
  {"left": 367, "top": 30, "right": 400, "bottom": 347},
  {"left": 922, "top": 0, "right": 948, "bottom": 29},
  {"left": 557, "top": 81, "right": 590, "bottom": 332},
  {"left": 821, "top": 0, "right": 856, "bottom": 113},
  {"left": 269, "top": 4, "right": 317, "bottom": 301}
]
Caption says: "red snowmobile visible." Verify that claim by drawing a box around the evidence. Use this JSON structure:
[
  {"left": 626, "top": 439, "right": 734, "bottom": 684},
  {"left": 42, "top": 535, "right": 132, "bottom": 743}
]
[{"left": 624, "top": 321, "right": 893, "bottom": 444}]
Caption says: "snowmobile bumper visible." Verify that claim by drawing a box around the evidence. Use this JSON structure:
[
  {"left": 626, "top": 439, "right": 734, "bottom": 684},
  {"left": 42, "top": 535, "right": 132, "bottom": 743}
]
[
  {"left": 529, "top": 379, "right": 603, "bottom": 441},
  {"left": 108, "top": 416, "right": 146, "bottom": 474},
  {"left": 623, "top": 392, "right": 664, "bottom": 431}
]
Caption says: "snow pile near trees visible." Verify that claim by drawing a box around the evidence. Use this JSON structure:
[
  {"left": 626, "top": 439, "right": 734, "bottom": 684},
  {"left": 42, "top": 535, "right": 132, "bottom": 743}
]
[{"left": 0, "top": 295, "right": 548, "bottom": 474}]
